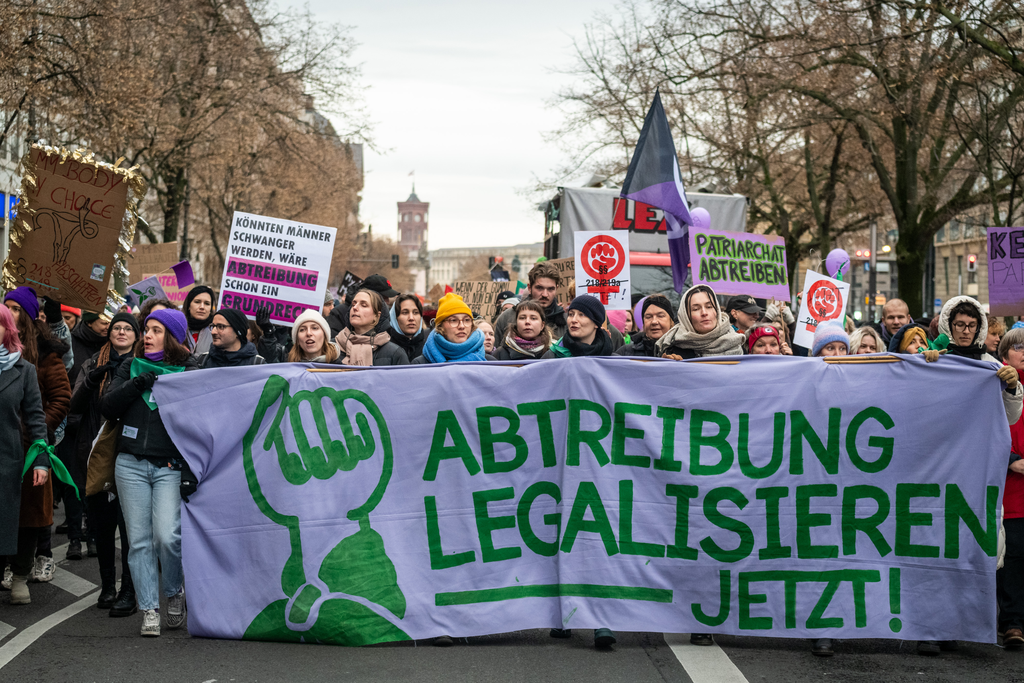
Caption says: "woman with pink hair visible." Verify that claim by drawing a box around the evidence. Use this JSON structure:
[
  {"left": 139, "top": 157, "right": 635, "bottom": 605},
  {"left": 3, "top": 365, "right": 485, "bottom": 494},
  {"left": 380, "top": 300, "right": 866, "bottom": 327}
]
[{"left": 0, "top": 304, "right": 50, "bottom": 605}]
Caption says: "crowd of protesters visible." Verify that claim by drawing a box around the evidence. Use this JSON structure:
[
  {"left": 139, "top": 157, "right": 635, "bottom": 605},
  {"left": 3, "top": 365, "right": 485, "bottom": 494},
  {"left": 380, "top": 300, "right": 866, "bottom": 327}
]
[{"left": 1, "top": 259, "right": 1023, "bottom": 657}]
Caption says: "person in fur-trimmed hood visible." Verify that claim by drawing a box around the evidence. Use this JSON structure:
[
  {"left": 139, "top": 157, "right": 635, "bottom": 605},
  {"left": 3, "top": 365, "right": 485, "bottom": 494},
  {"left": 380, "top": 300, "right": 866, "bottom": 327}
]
[{"left": 927, "top": 295, "right": 1021, "bottom": 427}]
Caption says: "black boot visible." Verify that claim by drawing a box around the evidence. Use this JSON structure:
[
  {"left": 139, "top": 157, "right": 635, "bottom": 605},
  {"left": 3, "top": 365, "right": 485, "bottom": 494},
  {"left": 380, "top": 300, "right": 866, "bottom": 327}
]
[
  {"left": 96, "top": 583, "right": 117, "bottom": 609},
  {"left": 109, "top": 576, "right": 137, "bottom": 618}
]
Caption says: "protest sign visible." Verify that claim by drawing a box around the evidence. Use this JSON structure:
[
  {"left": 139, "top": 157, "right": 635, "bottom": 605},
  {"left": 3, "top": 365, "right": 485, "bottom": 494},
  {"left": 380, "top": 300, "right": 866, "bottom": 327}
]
[
  {"left": 794, "top": 270, "right": 851, "bottom": 349},
  {"left": 987, "top": 226, "right": 1024, "bottom": 316},
  {"left": 451, "top": 280, "right": 513, "bottom": 317},
  {"left": 546, "top": 257, "right": 576, "bottom": 306},
  {"left": 155, "top": 355, "right": 1008, "bottom": 646},
  {"left": 338, "top": 270, "right": 364, "bottom": 297},
  {"left": 127, "top": 241, "right": 179, "bottom": 285},
  {"left": 127, "top": 260, "right": 195, "bottom": 308},
  {"left": 689, "top": 228, "right": 789, "bottom": 300},
  {"left": 2, "top": 145, "right": 144, "bottom": 312},
  {"left": 427, "top": 282, "right": 445, "bottom": 303},
  {"left": 218, "top": 212, "right": 336, "bottom": 326},
  {"left": 574, "top": 231, "right": 630, "bottom": 309}
]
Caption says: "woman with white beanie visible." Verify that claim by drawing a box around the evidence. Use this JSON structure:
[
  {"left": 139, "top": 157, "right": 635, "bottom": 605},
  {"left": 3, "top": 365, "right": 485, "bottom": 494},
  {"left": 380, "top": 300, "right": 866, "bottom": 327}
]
[{"left": 287, "top": 309, "right": 339, "bottom": 363}]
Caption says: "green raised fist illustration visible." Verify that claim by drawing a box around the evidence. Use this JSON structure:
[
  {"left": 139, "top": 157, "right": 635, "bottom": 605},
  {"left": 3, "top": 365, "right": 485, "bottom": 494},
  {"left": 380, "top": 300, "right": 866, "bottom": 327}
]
[{"left": 241, "top": 374, "right": 409, "bottom": 645}]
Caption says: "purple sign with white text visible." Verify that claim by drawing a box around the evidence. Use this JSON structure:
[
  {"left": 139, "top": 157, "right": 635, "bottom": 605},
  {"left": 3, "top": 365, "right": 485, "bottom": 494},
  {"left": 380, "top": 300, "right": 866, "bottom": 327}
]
[{"left": 987, "top": 226, "right": 1024, "bottom": 316}]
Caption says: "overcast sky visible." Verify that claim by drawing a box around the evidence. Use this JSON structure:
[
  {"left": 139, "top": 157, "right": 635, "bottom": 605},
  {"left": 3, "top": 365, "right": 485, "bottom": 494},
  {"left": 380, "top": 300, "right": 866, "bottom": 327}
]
[{"left": 294, "top": 0, "right": 618, "bottom": 250}]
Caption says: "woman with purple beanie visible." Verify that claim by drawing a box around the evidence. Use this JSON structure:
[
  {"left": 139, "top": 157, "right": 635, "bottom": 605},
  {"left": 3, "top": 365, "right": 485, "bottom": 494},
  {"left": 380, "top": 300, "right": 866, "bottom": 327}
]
[{"left": 101, "top": 308, "right": 197, "bottom": 638}]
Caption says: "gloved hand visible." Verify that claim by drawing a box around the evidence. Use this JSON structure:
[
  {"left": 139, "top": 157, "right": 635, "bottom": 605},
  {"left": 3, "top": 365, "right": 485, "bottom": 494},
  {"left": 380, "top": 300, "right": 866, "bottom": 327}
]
[
  {"left": 923, "top": 349, "right": 945, "bottom": 363},
  {"left": 87, "top": 359, "right": 119, "bottom": 385},
  {"left": 997, "top": 365, "right": 1020, "bottom": 389},
  {"left": 180, "top": 464, "right": 198, "bottom": 502},
  {"left": 255, "top": 305, "right": 274, "bottom": 336},
  {"left": 764, "top": 303, "right": 781, "bottom": 323},
  {"left": 42, "top": 296, "right": 61, "bottom": 324},
  {"left": 132, "top": 371, "right": 157, "bottom": 391}
]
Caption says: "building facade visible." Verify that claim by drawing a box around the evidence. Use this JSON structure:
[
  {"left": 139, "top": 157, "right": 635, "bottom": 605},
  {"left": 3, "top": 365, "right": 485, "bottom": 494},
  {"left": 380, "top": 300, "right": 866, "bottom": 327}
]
[{"left": 429, "top": 242, "right": 545, "bottom": 288}]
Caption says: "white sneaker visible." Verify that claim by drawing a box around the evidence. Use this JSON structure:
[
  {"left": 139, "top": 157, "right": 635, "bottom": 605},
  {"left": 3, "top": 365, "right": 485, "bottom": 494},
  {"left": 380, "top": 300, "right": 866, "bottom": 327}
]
[
  {"left": 141, "top": 609, "right": 160, "bottom": 637},
  {"left": 1, "top": 564, "right": 11, "bottom": 590},
  {"left": 166, "top": 587, "right": 186, "bottom": 630},
  {"left": 30, "top": 555, "right": 54, "bottom": 583}
]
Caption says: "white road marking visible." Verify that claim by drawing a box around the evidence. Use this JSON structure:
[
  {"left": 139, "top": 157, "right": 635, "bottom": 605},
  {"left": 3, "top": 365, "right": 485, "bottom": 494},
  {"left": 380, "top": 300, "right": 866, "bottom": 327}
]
[
  {"left": 663, "top": 633, "right": 750, "bottom": 683},
  {"left": 0, "top": 622, "right": 14, "bottom": 642},
  {"left": 49, "top": 568, "right": 98, "bottom": 597},
  {"left": 0, "top": 591, "right": 97, "bottom": 670}
]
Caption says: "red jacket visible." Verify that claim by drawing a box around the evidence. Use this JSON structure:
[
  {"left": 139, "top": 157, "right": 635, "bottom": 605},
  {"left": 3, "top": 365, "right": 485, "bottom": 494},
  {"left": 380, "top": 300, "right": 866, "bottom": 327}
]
[{"left": 1007, "top": 413, "right": 1024, "bottom": 519}]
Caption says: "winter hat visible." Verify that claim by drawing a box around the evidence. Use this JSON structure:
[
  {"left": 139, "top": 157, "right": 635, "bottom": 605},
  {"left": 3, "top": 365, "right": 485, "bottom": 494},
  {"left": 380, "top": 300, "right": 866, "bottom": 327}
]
[
  {"left": 568, "top": 295, "right": 606, "bottom": 326},
  {"left": 82, "top": 311, "right": 100, "bottom": 324},
  {"left": 641, "top": 295, "right": 678, "bottom": 324},
  {"left": 435, "top": 293, "right": 474, "bottom": 328},
  {"left": 292, "top": 308, "right": 331, "bottom": 346},
  {"left": 503, "top": 297, "right": 520, "bottom": 308},
  {"left": 606, "top": 309, "right": 629, "bottom": 334},
  {"left": 4, "top": 286, "right": 39, "bottom": 320},
  {"left": 812, "top": 321, "right": 849, "bottom": 356},
  {"left": 146, "top": 308, "right": 188, "bottom": 344},
  {"left": 108, "top": 311, "right": 140, "bottom": 339},
  {"left": 214, "top": 308, "right": 249, "bottom": 340},
  {"left": 60, "top": 304, "right": 81, "bottom": 317},
  {"left": 1014, "top": 321, "right": 1024, "bottom": 331},
  {"left": 746, "top": 325, "right": 780, "bottom": 352},
  {"left": 324, "top": 289, "right": 335, "bottom": 305},
  {"left": 898, "top": 326, "right": 929, "bottom": 354}
]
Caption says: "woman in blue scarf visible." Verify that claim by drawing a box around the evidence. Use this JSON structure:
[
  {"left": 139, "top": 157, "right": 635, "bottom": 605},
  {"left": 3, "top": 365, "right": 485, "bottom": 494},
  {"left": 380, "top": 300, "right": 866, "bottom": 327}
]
[{"left": 412, "top": 293, "right": 495, "bottom": 364}]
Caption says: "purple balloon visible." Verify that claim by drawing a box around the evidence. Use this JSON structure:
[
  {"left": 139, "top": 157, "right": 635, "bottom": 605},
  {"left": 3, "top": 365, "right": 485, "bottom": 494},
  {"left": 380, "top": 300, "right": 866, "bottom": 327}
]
[
  {"left": 690, "top": 207, "right": 711, "bottom": 230},
  {"left": 825, "top": 248, "right": 851, "bottom": 280},
  {"left": 634, "top": 296, "right": 648, "bottom": 331}
]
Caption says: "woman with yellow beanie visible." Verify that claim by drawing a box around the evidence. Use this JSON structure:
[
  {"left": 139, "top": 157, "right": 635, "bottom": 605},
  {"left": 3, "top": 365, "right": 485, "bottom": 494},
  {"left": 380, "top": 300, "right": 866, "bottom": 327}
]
[{"left": 411, "top": 294, "right": 494, "bottom": 364}]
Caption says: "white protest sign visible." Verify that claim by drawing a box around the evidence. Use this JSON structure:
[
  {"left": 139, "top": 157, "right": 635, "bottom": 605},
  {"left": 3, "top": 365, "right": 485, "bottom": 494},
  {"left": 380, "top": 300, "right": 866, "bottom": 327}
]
[
  {"left": 793, "top": 269, "right": 851, "bottom": 349},
  {"left": 218, "top": 212, "right": 336, "bottom": 327},
  {"left": 573, "top": 230, "right": 631, "bottom": 310}
]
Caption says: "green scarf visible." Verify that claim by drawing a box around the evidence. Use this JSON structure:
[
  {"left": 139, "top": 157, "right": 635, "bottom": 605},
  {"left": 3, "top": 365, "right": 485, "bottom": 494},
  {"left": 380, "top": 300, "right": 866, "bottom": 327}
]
[
  {"left": 21, "top": 439, "right": 79, "bottom": 500},
  {"left": 130, "top": 357, "right": 185, "bottom": 410}
]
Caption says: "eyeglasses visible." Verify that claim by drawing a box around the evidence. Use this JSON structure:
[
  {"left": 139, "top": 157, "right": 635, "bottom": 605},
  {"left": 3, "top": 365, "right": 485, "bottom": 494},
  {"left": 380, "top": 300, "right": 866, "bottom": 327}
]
[
  {"left": 952, "top": 321, "right": 978, "bottom": 333},
  {"left": 209, "top": 323, "right": 232, "bottom": 331},
  {"left": 110, "top": 325, "right": 134, "bottom": 334},
  {"left": 445, "top": 317, "right": 472, "bottom": 327}
]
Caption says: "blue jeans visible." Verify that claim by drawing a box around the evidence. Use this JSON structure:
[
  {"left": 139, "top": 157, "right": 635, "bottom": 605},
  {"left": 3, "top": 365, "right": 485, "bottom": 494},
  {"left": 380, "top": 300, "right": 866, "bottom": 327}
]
[{"left": 114, "top": 454, "right": 183, "bottom": 611}]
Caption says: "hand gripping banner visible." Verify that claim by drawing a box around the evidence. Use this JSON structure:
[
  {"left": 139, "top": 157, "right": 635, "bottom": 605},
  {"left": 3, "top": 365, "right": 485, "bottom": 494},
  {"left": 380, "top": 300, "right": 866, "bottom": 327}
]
[{"left": 153, "top": 355, "right": 1012, "bottom": 645}]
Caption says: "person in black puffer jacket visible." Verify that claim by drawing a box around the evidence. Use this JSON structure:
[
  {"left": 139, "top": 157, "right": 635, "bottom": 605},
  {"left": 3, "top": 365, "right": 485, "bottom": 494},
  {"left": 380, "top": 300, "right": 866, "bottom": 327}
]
[
  {"left": 614, "top": 296, "right": 677, "bottom": 358},
  {"left": 334, "top": 290, "right": 409, "bottom": 366},
  {"left": 101, "top": 309, "right": 197, "bottom": 638}
]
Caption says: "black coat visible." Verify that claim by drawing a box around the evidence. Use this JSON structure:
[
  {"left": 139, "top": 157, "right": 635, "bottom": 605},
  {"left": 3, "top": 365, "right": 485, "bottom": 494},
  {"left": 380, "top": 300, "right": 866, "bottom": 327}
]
[
  {"left": 0, "top": 359, "right": 48, "bottom": 554},
  {"left": 101, "top": 356, "right": 198, "bottom": 464},
  {"left": 391, "top": 329, "right": 427, "bottom": 362},
  {"left": 69, "top": 350, "right": 133, "bottom": 474},
  {"left": 613, "top": 331, "right": 659, "bottom": 357}
]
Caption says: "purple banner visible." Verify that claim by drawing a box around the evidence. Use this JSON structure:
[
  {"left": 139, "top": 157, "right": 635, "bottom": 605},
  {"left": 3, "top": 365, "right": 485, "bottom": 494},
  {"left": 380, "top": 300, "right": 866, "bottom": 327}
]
[
  {"left": 988, "top": 226, "right": 1024, "bottom": 316},
  {"left": 688, "top": 227, "right": 790, "bottom": 301},
  {"left": 225, "top": 257, "right": 319, "bottom": 292}
]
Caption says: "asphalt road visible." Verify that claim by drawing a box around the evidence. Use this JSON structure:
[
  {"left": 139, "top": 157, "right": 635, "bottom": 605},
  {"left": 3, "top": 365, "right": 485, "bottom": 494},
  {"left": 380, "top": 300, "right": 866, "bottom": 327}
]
[{"left": 4, "top": 509, "right": 1024, "bottom": 682}]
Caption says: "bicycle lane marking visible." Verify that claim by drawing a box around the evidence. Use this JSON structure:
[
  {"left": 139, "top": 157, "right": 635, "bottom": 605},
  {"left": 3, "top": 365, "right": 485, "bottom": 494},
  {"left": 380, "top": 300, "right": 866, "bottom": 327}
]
[{"left": 663, "top": 633, "right": 750, "bottom": 683}]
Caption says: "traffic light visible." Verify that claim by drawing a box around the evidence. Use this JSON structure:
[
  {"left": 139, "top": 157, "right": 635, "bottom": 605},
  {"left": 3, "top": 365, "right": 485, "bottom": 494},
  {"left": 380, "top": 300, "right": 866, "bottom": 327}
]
[
  {"left": 967, "top": 254, "right": 977, "bottom": 272},
  {"left": 391, "top": 254, "right": 399, "bottom": 268}
]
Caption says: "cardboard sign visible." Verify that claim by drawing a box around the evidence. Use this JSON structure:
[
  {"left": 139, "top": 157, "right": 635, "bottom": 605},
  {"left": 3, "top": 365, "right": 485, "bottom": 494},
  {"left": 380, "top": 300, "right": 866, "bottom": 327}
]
[
  {"left": 689, "top": 227, "right": 789, "bottom": 301},
  {"left": 3, "top": 146, "right": 135, "bottom": 311},
  {"left": 427, "top": 282, "right": 445, "bottom": 303},
  {"left": 128, "top": 241, "right": 179, "bottom": 285},
  {"left": 218, "top": 212, "right": 337, "bottom": 326},
  {"left": 987, "top": 226, "right": 1024, "bottom": 316},
  {"left": 793, "top": 270, "right": 850, "bottom": 349},
  {"left": 573, "top": 230, "right": 631, "bottom": 309},
  {"left": 451, "top": 280, "right": 514, "bottom": 318}
]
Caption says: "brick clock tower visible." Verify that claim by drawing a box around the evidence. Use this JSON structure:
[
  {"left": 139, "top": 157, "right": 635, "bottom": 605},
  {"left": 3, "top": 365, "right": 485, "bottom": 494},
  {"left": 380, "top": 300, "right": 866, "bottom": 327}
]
[{"left": 397, "top": 185, "right": 429, "bottom": 294}]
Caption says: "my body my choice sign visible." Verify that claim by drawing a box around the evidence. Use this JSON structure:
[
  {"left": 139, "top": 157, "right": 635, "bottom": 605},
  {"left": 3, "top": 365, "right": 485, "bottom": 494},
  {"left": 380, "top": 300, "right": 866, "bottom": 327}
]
[{"left": 155, "top": 356, "right": 1009, "bottom": 646}]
